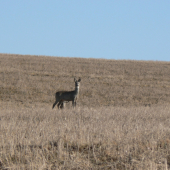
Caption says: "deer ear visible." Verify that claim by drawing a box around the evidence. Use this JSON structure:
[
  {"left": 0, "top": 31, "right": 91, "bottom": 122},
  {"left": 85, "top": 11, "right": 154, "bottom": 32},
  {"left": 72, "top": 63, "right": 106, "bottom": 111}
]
[
  {"left": 74, "top": 78, "right": 76, "bottom": 82},
  {"left": 78, "top": 78, "right": 81, "bottom": 82}
]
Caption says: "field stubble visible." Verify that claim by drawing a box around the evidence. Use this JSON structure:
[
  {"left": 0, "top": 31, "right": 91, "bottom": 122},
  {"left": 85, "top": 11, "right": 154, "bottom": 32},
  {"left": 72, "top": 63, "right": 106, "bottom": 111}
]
[
  {"left": 1, "top": 54, "right": 170, "bottom": 107},
  {"left": 1, "top": 106, "right": 170, "bottom": 169},
  {"left": 1, "top": 54, "right": 170, "bottom": 169}
]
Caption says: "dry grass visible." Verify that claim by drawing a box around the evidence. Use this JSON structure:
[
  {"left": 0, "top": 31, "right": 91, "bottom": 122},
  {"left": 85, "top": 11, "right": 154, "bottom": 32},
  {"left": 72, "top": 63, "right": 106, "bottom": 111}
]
[
  {"left": 1, "top": 106, "right": 170, "bottom": 169},
  {"left": 1, "top": 53, "right": 170, "bottom": 108},
  {"left": 1, "top": 53, "right": 170, "bottom": 169}
]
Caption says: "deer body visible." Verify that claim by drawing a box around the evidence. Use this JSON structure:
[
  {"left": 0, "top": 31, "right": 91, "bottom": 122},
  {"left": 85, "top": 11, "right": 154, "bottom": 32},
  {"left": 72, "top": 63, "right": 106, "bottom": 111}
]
[{"left": 52, "top": 78, "right": 81, "bottom": 109}]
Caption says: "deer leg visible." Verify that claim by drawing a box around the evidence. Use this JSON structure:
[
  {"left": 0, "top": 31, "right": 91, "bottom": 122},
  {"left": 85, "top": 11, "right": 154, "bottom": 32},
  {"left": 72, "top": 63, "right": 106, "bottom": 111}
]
[
  {"left": 61, "top": 102, "right": 65, "bottom": 109},
  {"left": 74, "top": 98, "right": 77, "bottom": 107},
  {"left": 52, "top": 99, "right": 59, "bottom": 109},
  {"left": 57, "top": 101, "right": 64, "bottom": 109},
  {"left": 72, "top": 99, "right": 77, "bottom": 108},
  {"left": 57, "top": 101, "right": 61, "bottom": 109},
  {"left": 62, "top": 102, "right": 65, "bottom": 109},
  {"left": 72, "top": 100, "right": 75, "bottom": 108}
]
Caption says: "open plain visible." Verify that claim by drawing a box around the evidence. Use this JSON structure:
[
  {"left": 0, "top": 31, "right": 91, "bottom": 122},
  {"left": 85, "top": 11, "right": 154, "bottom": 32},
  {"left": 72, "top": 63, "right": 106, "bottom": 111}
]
[{"left": 1, "top": 54, "right": 170, "bottom": 169}]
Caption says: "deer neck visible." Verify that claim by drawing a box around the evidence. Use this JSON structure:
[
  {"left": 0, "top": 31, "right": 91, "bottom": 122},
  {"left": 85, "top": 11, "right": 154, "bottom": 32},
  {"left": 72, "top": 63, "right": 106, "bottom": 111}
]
[{"left": 75, "top": 85, "right": 79, "bottom": 95}]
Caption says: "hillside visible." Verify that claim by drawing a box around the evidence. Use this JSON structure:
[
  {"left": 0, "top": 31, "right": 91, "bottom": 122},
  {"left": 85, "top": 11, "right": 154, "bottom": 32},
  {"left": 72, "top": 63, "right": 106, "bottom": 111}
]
[
  {"left": 0, "top": 53, "right": 170, "bottom": 108},
  {"left": 1, "top": 54, "right": 170, "bottom": 169}
]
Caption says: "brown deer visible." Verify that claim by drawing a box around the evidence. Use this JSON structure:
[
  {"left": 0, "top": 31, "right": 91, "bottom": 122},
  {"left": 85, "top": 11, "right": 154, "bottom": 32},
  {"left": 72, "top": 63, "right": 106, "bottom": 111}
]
[{"left": 52, "top": 78, "right": 81, "bottom": 109}]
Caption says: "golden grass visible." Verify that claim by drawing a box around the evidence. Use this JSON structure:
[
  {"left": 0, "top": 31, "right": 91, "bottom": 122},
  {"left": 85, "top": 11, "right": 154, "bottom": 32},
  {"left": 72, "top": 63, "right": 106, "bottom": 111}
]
[
  {"left": 1, "top": 53, "right": 170, "bottom": 108},
  {"left": 1, "top": 106, "right": 170, "bottom": 169},
  {"left": 1, "top": 53, "right": 170, "bottom": 169}
]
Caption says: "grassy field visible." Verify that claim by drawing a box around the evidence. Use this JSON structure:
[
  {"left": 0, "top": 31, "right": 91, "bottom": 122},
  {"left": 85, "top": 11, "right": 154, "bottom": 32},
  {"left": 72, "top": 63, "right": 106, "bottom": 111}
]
[{"left": 1, "top": 53, "right": 170, "bottom": 169}]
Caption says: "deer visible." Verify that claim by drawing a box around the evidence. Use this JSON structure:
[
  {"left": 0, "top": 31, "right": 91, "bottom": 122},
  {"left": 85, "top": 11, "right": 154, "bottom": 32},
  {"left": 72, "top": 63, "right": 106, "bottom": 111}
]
[
  {"left": 52, "top": 78, "right": 81, "bottom": 109},
  {"left": 56, "top": 100, "right": 67, "bottom": 109}
]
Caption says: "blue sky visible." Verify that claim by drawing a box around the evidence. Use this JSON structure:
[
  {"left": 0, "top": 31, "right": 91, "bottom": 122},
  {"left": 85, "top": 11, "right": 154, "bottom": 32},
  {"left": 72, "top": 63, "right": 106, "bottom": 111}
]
[{"left": 0, "top": 1, "right": 170, "bottom": 61}]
